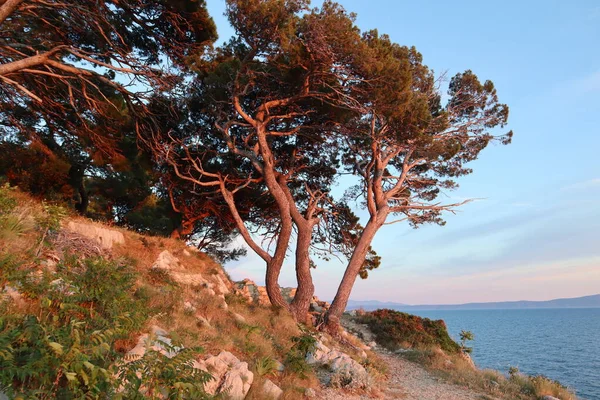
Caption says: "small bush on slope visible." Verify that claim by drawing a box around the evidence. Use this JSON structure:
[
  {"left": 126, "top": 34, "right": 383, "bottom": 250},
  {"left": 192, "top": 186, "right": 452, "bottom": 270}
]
[{"left": 356, "top": 309, "right": 461, "bottom": 353}]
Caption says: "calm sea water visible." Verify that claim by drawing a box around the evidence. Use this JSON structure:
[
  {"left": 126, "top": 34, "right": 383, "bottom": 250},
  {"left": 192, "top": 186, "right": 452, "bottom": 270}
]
[{"left": 410, "top": 309, "right": 600, "bottom": 400}]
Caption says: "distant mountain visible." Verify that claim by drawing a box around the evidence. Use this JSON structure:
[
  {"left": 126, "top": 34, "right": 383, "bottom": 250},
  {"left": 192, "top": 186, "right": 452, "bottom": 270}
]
[
  {"left": 346, "top": 294, "right": 600, "bottom": 311},
  {"left": 345, "top": 299, "right": 408, "bottom": 309}
]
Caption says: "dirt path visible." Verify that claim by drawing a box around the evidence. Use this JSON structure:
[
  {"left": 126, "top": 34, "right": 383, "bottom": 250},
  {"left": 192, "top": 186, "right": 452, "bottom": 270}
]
[
  {"left": 320, "top": 350, "right": 487, "bottom": 400},
  {"left": 318, "top": 317, "right": 491, "bottom": 400}
]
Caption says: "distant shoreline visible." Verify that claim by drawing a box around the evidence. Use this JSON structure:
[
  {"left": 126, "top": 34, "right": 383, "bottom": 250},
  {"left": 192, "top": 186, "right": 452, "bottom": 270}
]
[{"left": 345, "top": 293, "right": 600, "bottom": 311}]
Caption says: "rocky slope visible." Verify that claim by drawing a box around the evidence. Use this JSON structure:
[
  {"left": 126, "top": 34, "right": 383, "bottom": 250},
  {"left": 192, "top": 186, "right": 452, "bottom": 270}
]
[{"left": 0, "top": 188, "right": 379, "bottom": 399}]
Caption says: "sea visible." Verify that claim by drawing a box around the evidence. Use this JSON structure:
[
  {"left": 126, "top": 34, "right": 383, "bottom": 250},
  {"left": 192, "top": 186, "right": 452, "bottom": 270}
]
[{"left": 410, "top": 308, "right": 600, "bottom": 400}]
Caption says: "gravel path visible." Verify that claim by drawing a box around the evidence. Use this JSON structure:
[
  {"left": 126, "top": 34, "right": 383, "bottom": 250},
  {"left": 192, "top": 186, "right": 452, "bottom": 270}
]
[
  {"left": 320, "top": 350, "right": 486, "bottom": 400},
  {"left": 318, "top": 316, "right": 490, "bottom": 400}
]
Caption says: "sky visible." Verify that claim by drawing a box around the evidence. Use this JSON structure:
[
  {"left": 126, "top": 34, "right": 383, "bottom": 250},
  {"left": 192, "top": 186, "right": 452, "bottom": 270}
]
[{"left": 206, "top": 0, "right": 600, "bottom": 305}]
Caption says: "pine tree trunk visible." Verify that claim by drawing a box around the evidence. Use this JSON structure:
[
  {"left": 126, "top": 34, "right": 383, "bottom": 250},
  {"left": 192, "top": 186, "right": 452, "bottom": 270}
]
[
  {"left": 265, "top": 213, "right": 293, "bottom": 311},
  {"left": 324, "top": 214, "right": 386, "bottom": 333},
  {"left": 290, "top": 222, "right": 315, "bottom": 324}
]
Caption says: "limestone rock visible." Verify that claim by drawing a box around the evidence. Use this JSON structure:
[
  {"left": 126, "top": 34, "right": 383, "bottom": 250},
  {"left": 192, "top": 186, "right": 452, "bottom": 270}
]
[
  {"left": 541, "top": 397, "right": 560, "bottom": 400},
  {"left": 262, "top": 379, "right": 283, "bottom": 399},
  {"left": 171, "top": 271, "right": 211, "bottom": 287},
  {"left": 304, "top": 388, "right": 316, "bottom": 398},
  {"left": 306, "top": 341, "right": 331, "bottom": 365},
  {"left": 215, "top": 274, "right": 231, "bottom": 295},
  {"left": 2, "top": 285, "right": 24, "bottom": 306},
  {"left": 233, "top": 280, "right": 328, "bottom": 316},
  {"left": 197, "top": 315, "right": 212, "bottom": 329},
  {"left": 66, "top": 221, "right": 124, "bottom": 249},
  {"left": 234, "top": 279, "right": 270, "bottom": 306},
  {"left": 152, "top": 250, "right": 180, "bottom": 270},
  {"left": 125, "top": 326, "right": 180, "bottom": 361},
  {"left": 232, "top": 312, "right": 247, "bottom": 324},
  {"left": 273, "top": 360, "right": 285, "bottom": 372},
  {"left": 184, "top": 301, "right": 196, "bottom": 313},
  {"left": 202, "top": 351, "right": 254, "bottom": 399},
  {"left": 306, "top": 340, "right": 370, "bottom": 389},
  {"left": 151, "top": 251, "right": 215, "bottom": 289}
]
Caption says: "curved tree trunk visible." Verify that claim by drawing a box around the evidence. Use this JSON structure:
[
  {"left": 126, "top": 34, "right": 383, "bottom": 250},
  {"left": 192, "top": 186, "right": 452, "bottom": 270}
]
[
  {"left": 324, "top": 213, "right": 386, "bottom": 333},
  {"left": 265, "top": 215, "right": 293, "bottom": 310},
  {"left": 220, "top": 183, "right": 292, "bottom": 311},
  {"left": 290, "top": 222, "right": 315, "bottom": 324}
]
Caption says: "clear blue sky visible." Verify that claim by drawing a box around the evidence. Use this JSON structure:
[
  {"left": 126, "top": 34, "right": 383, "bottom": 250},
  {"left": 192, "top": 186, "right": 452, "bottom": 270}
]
[{"left": 207, "top": 0, "right": 600, "bottom": 304}]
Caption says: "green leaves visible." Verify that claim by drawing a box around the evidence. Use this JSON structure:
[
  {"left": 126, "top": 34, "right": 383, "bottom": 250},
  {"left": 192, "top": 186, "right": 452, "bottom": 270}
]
[
  {"left": 115, "top": 346, "right": 211, "bottom": 400},
  {"left": 0, "top": 255, "right": 149, "bottom": 398}
]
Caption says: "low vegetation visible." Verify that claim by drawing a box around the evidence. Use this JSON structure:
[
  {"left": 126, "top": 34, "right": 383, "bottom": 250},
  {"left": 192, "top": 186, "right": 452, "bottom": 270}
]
[{"left": 356, "top": 309, "right": 461, "bottom": 353}]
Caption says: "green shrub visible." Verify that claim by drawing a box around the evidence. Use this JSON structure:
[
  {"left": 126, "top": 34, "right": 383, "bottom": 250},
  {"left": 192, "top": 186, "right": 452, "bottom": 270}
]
[
  {"left": 36, "top": 202, "right": 67, "bottom": 232},
  {"left": 115, "top": 345, "right": 212, "bottom": 400},
  {"left": 0, "top": 184, "right": 26, "bottom": 239},
  {"left": 254, "top": 356, "right": 279, "bottom": 377},
  {"left": 0, "top": 256, "right": 147, "bottom": 398},
  {"left": 284, "top": 330, "right": 316, "bottom": 377},
  {"left": 0, "top": 183, "right": 16, "bottom": 215},
  {"left": 459, "top": 330, "right": 474, "bottom": 354},
  {"left": 356, "top": 309, "right": 461, "bottom": 353}
]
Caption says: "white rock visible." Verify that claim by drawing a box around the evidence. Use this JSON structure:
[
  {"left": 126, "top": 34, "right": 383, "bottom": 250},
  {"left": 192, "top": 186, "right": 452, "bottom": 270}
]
[
  {"left": 273, "top": 360, "right": 285, "bottom": 372},
  {"left": 306, "top": 340, "right": 370, "bottom": 389},
  {"left": 171, "top": 272, "right": 211, "bottom": 287},
  {"left": 262, "top": 379, "right": 283, "bottom": 399},
  {"left": 221, "top": 361, "right": 253, "bottom": 400},
  {"left": 193, "top": 359, "right": 208, "bottom": 372},
  {"left": 197, "top": 315, "right": 212, "bottom": 328},
  {"left": 125, "top": 333, "right": 148, "bottom": 361},
  {"left": 219, "top": 299, "right": 228, "bottom": 310},
  {"left": 125, "top": 326, "right": 180, "bottom": 362},
  {"left": 184, "top": 301, "right": 196, "bottom": 313},
  {"left": 152, "top": 250, "right": 180, "bottom": 270},
  {"left": 202, "top": 351, "right": 254, "bottom": 399},
  {"left": 66, "top": 221, "right": 124, "bottom": 249},
  {"left": 215, "top": 275, "right": 231, "bottom": 295},
  {"left": 541, "top": 397, "right": 561, "bottom": 400},
  {"left": 2, "top": 285, "right": 23, "bottom": 305},
  {"left": 304, "top": 388, "right": 316, "bottom": 397},
  {"left": 306, "top": 341, "right": 331, "bottom": 364},
  {"left": 232, "top": 312, "right": 247, "bottom": 324}
]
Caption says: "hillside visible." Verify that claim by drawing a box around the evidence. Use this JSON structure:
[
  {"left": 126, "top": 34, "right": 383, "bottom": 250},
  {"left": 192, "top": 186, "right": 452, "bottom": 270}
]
[
  {"left": 347, "top": 294, "right": 600, "bottom": 311},
  {"left": 0, "top": 186, "right": 382, "bottom": 399},
  {"left": 0, "top": 186, "right": 576, "bottom": 400}
]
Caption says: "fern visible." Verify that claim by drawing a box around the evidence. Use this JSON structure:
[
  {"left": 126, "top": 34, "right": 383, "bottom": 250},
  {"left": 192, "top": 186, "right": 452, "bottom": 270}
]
[{"left": 115, "top": 346, "right": 212, "bottom": 399}]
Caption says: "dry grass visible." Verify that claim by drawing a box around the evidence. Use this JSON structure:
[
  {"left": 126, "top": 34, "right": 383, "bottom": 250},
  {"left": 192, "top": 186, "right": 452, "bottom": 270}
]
[{"left": 400, "top": 347, "right": 577, "bottom": 400}]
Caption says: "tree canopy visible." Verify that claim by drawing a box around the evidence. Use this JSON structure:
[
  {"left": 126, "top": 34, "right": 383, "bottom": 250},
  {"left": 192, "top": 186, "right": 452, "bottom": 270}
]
[{"left": 2, "top": 0, "right": 513, "bottom": 328}]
